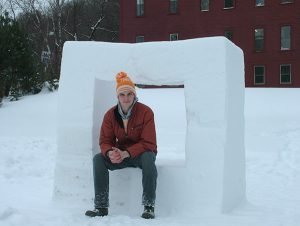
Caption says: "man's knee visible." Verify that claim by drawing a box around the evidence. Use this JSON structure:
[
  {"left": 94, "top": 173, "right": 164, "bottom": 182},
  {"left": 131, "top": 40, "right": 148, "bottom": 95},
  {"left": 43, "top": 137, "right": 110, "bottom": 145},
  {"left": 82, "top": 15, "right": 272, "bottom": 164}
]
[
  {"left": 140, "top": 151, "right": 156, "bottom": 164},
  {"left": 140, "top": 151, "right": 157, "bottom": 175},
  {"left": 93, "top": 153, "right": 106, "bottom": 168}
]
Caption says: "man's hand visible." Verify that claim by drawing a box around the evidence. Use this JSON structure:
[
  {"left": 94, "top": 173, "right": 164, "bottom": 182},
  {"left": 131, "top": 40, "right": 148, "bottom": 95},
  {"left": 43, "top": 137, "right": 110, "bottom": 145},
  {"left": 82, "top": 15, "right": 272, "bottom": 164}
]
[{"left": 108, "top": 147, "right": 130, "bottom": 164}]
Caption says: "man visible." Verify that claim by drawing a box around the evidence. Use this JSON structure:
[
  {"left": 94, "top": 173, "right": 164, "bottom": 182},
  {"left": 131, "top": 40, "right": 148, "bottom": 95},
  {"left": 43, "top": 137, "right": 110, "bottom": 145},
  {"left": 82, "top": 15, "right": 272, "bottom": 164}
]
[{"left": 85, "top": 72, "right": 158, "bottom": 219}]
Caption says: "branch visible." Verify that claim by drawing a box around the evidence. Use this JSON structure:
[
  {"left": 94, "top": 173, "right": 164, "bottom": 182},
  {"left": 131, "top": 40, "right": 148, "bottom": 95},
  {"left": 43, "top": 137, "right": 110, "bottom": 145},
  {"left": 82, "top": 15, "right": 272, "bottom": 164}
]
[
  {"left": 88, "top": 15, "right": 105, "bottom": 41},
  {"left": 8, "top": 0, "right": 16, "bottom": 19},
  {"left": 63, "top": 28, "right": 77, "bottom": 40},
  {"left": 96, "top": 27, "right": 118, "bottom": 33}
]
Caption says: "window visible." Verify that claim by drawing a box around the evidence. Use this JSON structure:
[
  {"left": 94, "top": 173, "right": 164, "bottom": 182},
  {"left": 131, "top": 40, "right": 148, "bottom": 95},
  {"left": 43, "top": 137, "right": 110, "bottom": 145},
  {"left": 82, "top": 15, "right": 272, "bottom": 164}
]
[
  {"left": 136, "top": 0, "right": 144, "bottom": 16},
  {"left": 136, "top": 35, "right": 144, "bottom": 43},
  {"left": 281, "top": 26, "right": 291, "bottom": 50},
  {"left": 170, "top": 0, "right": 178, "bottom": 13},
  {"left": 201, "top": 0, "right": 209, "bottom": 11},
  {"left": 280, "top": 64, "right": 291, "bottom": 84},
  {"left": 255, "top": 0, "right": 264, "bottom": 6},
  {"left": 254, "top": 66, "right": 265, "bottom": 85},
  {"left": 224, "top": 0, "right": 234, "bottom": 8},
  {"left": 255, "top": 28, "right": 264, "bottom": 52},
  {"left": 281, "top": 0, "right": 294, "bottom": 3},
  {"left": 170, "top": 33, "right": 178, "bottom": 41},
  {"left": 224, "top": 31, "right": 233, "bottom": 41}
]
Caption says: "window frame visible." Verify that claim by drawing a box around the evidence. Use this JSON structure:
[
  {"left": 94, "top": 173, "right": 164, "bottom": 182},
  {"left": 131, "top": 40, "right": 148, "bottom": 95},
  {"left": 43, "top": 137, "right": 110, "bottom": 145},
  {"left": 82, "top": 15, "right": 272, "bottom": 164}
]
[
  {"left": 136, "top": 0, "right": 144, "bottom": 17},
  {"left": 169, "top": 0, "right": 179, "bottom": 14},
  {"left": 170, "top": 33, "right": 179, "bottom": 41},
  {"left": 254, "top": 65, "right": 266, "bottom": 85},
  {"left": 135, "top": 35, "right": 145, "bottom": 43},
  {"left": 254, "top": 28, "right": 264, "bottom": 52},
  {"left": 255, "top": 0, "right": 265, "bottom": 7},
  {"left": 200, "top": 0, "right": 210, "bottom": 11},
  {"left": 224, "top": 0, "right": 234, "bottom": 9},
  {"left": 280, "top": 64, "right": 292, "bottom": 84},
  {"left": 280, "top": 0, "right": 294, "bottom": 4},
  {"left": 280, "top": 25, "right": 291, "bottom": 50}
]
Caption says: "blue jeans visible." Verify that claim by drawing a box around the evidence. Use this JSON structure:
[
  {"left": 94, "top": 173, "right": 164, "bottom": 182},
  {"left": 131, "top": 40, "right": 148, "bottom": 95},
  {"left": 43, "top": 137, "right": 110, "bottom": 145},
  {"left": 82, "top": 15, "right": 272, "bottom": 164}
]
[{"left": 93, "top": 151, "right": 157, "bottom": 208}]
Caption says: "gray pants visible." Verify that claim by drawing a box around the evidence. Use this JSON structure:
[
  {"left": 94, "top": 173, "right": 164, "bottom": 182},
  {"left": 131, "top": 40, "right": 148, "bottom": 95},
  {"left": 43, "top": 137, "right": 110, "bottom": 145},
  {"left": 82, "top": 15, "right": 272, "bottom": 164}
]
[{"left": 93, "top": 151, "right": 157, "bottom": 208}]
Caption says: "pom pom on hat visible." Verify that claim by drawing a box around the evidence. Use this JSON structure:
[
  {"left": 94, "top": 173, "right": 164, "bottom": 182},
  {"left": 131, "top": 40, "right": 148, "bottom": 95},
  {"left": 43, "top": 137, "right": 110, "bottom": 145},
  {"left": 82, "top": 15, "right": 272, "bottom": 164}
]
[{"left": 115, "top": 71, "right": 136, "bottom": 95}]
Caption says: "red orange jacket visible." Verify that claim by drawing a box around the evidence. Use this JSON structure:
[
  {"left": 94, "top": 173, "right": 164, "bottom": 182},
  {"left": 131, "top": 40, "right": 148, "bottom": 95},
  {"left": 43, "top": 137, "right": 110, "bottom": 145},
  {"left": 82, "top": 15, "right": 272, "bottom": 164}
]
[{"left": 99, "top": 102, "right": 157, "bottom": 158}]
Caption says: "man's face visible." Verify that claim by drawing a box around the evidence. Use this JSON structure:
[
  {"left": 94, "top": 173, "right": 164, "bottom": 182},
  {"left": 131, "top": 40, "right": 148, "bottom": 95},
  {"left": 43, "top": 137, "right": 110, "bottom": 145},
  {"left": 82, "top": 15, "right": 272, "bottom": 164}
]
[{"left": 118, "top": 90, "right": 135, "bottom": 110}]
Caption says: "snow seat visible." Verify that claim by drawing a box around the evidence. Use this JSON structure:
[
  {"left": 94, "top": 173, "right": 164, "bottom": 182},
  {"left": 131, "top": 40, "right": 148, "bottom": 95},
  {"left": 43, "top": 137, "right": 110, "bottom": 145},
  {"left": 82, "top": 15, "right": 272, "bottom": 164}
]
[{"left": 54, "top": 38, "right": 246, "bottom": 215}]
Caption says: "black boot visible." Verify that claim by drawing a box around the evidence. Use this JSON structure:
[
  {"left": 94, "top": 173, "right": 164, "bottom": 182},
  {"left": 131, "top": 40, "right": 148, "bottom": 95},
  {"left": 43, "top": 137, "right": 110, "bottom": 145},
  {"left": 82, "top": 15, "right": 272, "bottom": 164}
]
[
  {"left": 141, "top": 206, "right": 155, "bottom": 219},
  {"left": 85, "top": 208, "right": 108, "bottom": 217}
]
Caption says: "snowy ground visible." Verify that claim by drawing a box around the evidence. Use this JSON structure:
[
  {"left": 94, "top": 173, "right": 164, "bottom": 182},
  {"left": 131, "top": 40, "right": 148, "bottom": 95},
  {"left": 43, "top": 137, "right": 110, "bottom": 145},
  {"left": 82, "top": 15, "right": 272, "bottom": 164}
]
[{"left": 0, "top": 88, "right": 300, "bottom": 226}]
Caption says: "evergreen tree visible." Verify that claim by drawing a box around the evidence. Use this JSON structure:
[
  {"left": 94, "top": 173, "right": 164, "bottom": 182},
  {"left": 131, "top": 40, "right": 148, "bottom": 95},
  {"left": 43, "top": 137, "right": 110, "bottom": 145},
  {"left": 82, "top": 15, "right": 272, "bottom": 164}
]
[
  {"left": 0, "top": 12, "right": 41, "bottom": 102},
  {"left": 0, "top": 12, "right": 9, "bottom": 103}
]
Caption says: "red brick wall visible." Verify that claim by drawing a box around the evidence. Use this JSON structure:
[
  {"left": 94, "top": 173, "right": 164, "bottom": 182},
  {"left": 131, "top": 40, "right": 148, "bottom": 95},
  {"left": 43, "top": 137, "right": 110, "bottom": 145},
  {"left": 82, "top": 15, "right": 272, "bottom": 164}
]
[{"left": 120, "top": 0, "right": 300, "bottom": 87}]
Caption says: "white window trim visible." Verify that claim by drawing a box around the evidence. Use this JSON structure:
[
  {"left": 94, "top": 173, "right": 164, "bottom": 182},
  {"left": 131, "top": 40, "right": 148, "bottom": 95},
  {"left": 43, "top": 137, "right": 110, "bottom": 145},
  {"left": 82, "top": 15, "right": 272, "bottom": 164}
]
[
  {"left": 255, "top": 28, "right": 264, "bottom": 52},
  {"left": 136, "top": 35, "right": 145, "bottom": 43},
  {"left": 170, "top": 33, "right": 179, "bottom": 41},
  {"left": 169, "top": 0, "right": 179, "bottom": 14},
  {"left": 280, "top": 64, "right": 292, "bottom": 84},
  {"left": 255, "top": 0, "right": 265, "bottom": 7},
  {"left": 223, "top": 6, "right": 234, "bottom": 9},
  {"left": 224, "top": 0, "right": 234, "bottom": 9},
  {"left": 254, "top": 65, "right": 265, "bottom": 85},
  {"left": 136, "top": 0, "right": 144, "bottom": 17},
  {"left": 280, "top": 26, "right": 291, "bottom": 51},
  {"left": 200, "top": 0, "right": 210, "bottom": 11},
  {"left": 280, "top": 0, "right": 294, "bottom": 4}
]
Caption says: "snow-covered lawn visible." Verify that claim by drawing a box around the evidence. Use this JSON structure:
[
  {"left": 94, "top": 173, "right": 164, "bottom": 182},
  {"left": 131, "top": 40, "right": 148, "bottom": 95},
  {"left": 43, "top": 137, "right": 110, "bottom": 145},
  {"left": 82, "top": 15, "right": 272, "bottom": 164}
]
[{"left": 0, "top": 88, "right": 300, "bottom": 226}]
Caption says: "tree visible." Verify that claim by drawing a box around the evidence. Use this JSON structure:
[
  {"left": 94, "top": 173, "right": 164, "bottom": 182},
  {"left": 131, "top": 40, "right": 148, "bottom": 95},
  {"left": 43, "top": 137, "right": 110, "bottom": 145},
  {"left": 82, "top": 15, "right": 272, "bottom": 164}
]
[
  {"left": 12, "top": 0, "right": 58, "bottom": 88},
  {"left": 0, "top": 12, "right": 12, "bottom": 101},
  {"left": 0, "top": 0, "right": 120, "bottom": 103},
  {"left": 0, "top": 11, "right": 41, "bottom": 101},
  {"left": 57, "top": 0, "right": 119, "bottom": 41}
]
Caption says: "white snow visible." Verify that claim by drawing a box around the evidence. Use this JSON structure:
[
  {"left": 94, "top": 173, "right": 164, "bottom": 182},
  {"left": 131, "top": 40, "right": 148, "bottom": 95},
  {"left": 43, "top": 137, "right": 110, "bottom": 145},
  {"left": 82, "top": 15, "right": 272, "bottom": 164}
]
[
  {"left": 55, "top": 38, "right": 245, "bottom": 213},
  {"left": 1, "top": 88, "right": 300, "bottom": 226}
]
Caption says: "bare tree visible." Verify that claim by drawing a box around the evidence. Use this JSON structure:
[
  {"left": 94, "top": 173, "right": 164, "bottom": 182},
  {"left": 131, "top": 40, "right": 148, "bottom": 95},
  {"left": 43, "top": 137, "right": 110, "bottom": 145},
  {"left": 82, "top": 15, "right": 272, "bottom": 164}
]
[
  {"left": 61, "top": 0, "right": 119, "bottom": 41},
  {"left": 48, "top": 0, "right": 64, "bottom": 49},
  {"left": 13, "top": 0, "right": 62, "bottom": 81},
  {"left": 2, "top": 0, "right": 119, "bottom": 95},
  {"left": 88, "top": 0, "right": 106, "bottom": 40}
]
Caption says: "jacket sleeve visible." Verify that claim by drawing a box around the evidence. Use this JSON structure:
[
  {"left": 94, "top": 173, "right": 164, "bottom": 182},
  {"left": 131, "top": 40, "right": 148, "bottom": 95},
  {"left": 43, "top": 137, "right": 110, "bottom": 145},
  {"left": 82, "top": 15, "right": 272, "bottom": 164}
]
[
  {"left": 127, "top": 109, "right": 157, "bottom": 158},
  {"left": 99, "top": 111, "right": 116, "bottom": 157}
]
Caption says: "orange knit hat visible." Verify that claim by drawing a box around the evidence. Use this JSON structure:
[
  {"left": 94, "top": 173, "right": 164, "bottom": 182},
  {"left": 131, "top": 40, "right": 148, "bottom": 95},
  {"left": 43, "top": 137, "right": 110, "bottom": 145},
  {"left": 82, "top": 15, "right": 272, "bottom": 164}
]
[{"left": 115, "top": 71, "right": 136, "bottom": 95}]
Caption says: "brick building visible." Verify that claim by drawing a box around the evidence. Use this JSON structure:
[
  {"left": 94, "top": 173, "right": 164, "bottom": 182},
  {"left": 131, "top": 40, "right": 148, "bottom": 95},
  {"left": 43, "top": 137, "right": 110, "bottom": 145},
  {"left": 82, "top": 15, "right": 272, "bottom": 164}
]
[{"left": 119, "top": 0, "right": 300, "bottom": 87}]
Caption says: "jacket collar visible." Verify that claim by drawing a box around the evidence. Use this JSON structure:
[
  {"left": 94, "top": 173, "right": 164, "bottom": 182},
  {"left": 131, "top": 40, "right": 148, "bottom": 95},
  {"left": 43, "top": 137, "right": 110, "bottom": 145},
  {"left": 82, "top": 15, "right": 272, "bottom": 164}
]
[{"left": 114, "top": 102, "right": 139, "bottom": 128}]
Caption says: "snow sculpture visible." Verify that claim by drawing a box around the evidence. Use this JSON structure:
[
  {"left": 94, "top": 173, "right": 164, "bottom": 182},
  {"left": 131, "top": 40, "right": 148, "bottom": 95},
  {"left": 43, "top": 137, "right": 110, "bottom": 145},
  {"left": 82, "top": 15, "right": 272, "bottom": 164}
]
[{"left": 54, "top": 37, "right": 245, "bottom": 215}]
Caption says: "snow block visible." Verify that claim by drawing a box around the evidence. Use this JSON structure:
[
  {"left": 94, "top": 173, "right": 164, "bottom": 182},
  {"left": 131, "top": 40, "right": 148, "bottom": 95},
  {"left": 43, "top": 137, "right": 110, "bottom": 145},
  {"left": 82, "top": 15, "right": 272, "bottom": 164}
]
[{"left": 54, "top": 37, "right": 246, "bottom": 214}]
